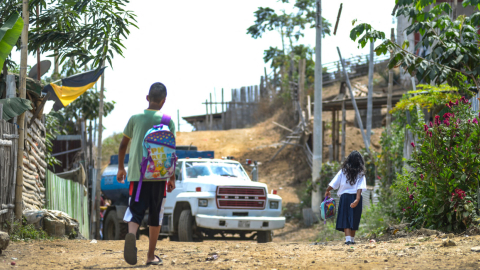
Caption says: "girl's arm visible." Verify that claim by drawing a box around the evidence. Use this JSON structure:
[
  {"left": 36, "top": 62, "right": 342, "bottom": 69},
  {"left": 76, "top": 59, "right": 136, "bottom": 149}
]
[
  {"left": 350, "top": 189, "right": 362, "bottom": 208},
  {"left": 324, "top": 186, "right": 333, "bottom": 198}
]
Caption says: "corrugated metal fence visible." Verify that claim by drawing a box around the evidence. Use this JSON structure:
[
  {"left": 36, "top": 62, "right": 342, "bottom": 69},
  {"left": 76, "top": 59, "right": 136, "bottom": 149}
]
[{"left": 46, "top": 170, "right": 89, "bottom": 237}]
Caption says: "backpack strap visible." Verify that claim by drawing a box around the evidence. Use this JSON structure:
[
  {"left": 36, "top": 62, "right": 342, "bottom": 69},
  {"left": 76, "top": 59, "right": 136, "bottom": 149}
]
[{"left": 160, "top": 114, "right": 171, "bottom": 126}]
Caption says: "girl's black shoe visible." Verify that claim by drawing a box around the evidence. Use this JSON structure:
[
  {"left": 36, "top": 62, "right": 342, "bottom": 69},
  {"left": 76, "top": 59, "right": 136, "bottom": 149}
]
[{"left": 344, "top": 241, "right": 353, "bottom": 245}]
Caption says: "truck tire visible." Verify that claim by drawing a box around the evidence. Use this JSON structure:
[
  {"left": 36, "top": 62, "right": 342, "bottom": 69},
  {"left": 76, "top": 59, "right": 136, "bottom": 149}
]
[
  {"left": 104, "top": 210, "right": 121, "bottom": 240},
  {"left": 257, "top": 230, "right": 273, "bottom": 243},
  {"left": 178, "top": 209, "right": 194, "bottom": 242}
]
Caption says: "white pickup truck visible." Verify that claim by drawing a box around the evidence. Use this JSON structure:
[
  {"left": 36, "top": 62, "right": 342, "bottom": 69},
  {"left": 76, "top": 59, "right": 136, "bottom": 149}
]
[
  {"left": 162, "top": 158, "right": 285, "bottom": 243},
  {"left": 102, "top": 156, "right": 286, "bottom": 243}
]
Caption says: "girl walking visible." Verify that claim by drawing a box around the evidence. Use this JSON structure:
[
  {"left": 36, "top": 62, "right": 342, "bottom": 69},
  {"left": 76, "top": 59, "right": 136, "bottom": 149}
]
[{"left": 325, "top": 150, "right": 367, "bottom": 245}]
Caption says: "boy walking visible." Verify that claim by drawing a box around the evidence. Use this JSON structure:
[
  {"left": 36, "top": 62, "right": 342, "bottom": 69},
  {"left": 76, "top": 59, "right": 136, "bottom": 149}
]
[{"left": 116, "top": 82, "right": 176, "bottom": 265}]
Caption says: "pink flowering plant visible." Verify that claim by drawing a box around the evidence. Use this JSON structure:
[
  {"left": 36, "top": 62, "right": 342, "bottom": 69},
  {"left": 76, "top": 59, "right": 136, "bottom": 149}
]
[{"left": 393, "top": 97, "right": 480, "bottom": 231}]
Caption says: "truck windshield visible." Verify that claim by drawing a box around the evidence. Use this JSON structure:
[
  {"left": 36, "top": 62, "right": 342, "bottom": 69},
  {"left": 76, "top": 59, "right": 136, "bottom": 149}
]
[{"left": 185, "top": 161, "right": 249, "bottom": 180}]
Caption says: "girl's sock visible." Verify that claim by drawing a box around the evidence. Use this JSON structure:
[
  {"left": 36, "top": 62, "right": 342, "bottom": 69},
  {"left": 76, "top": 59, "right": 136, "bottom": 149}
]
[
  {"left": 351, "top": 237, "right": 355, "bottom": 243},
  {"left": 345, "top": 236, "right": 351, "bottom": 242}
]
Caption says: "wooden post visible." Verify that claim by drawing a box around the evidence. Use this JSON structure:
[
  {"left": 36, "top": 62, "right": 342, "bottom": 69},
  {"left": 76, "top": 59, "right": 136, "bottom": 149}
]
[
  {"left": 95, "top": 63, "right": 106, "bottom": 239},
  {"left": 240, "top": 87, "right": 246, "bottom": 128},
  {"left": 205, "top": 99, "right": 209, "bottom": 130},
  {"left": 307, "top": 95, "right": 312, "bottom": 120},
  {"left": 453, "top": 0, "right": 457, "bottom": 20},
  {"left": 333, "top": 3, "right": 343, "bottom": 35},
  {"left": 254, "top": 85, "right": 259, "bottom": 103},
  {"left": 209, "top": 93, "right": 213, "bottom": 130},
  {"left": 260, "top": 76, "right": 265, "bottom": 100},
  {"left": 336, "top": 111, "right": 340, "bottom": 161},
  {"left": 322, "top": 121, "right": 325, "bottom": 149},
  {"left": 298, "top": 59, "right": 306, "bottom": 115},
  {"left": 337, "top": 47, "right": 370, "bottom": 152},
  {"left": 0, "top": 104, "right": 3, "bottom": 120},
  {"left": 332, "top": 110, "right": 336, "bottom": 161},
  {"left": 263, "top": 67, "right": 269, "bottom": 97},
  {"left": 386, "top": 28, "right": 395, "bottom": 184},
  {"left": 15, "top": 0, "right": 30, "bottom": 220},
  {"left": 221, "top": 88, "right": 225, "bottom": 130},
  {"left": 177, "top": 109, "right": 180, "bottom": 132},
  {"left": 341, "top": 98, "right": 346, "bottom": 161},
  {"left": 367, "top": 41, "right": 374, "bottom": 143}
]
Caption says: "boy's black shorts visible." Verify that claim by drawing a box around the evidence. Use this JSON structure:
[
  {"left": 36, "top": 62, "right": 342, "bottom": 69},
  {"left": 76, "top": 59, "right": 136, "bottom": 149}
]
[{"left": 123, "top": 181, "right": 166, "bottom": 227}]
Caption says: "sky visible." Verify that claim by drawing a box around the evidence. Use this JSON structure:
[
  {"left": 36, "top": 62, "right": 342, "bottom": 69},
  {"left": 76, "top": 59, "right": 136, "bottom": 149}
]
[{"left": 11, "top": 0, "right": 397, "bottom": 139}]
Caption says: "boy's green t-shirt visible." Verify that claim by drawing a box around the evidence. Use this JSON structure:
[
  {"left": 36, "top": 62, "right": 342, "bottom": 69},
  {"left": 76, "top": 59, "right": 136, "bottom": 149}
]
[{"left": 123, "top": 109, "right": 176, "bottom": 182}]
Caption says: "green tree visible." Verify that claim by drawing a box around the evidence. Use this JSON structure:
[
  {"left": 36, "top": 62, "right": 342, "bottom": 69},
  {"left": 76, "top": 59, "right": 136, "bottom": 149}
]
[
  {"left": 248, "top": 0, "right": 331, "bottom": 95},
  {"left": 350, "top": 0, "right": 480, "bottom": 101}
]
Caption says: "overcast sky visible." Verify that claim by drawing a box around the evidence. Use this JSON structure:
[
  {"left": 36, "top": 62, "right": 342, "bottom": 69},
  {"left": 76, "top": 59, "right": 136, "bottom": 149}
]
[{"left": 11, "top": 0, "right": 396, "bottom": 138}]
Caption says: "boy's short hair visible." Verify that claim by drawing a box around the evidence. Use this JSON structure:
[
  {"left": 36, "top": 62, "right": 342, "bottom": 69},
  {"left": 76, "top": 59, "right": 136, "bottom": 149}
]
[{"left": 149, "top": 82, "right": 167, "bottom": 103}]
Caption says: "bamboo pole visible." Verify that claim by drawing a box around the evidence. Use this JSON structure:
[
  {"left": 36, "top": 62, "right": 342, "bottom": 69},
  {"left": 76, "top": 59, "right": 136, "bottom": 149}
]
[
  {"left": 209, "top": 93, "right": 213, "bottom": 130},
  {"left": 15, "top": 0, "right": 30, "bottom": 220}
]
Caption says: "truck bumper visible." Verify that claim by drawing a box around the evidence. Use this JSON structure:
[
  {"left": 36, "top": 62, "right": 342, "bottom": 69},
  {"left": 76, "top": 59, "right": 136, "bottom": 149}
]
[{"left": 195, "top": 214, "right": 285, "bottom": 231}]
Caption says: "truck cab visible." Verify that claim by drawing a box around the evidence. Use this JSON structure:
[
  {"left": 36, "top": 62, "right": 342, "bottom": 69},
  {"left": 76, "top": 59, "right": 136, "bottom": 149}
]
[{"left": 101, "top": 149, "right": 285, "bottom": 243}]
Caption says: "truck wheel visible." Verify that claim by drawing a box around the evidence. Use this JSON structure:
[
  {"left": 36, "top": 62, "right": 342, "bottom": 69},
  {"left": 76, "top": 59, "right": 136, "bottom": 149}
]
[
  {"left": 257, "top": 230, "right": 273, "bottom": 243},
  {"left": 104, "top": 210, "right": 121, "bottom": 240},
  {"left": 178, "top": 209, "right": 194, "bottom": 242}
]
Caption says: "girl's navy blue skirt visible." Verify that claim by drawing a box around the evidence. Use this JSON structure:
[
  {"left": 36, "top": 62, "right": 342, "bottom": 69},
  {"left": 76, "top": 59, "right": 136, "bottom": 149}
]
[{"left": 336, "top": 193, "right": 363, "bottom": 232}]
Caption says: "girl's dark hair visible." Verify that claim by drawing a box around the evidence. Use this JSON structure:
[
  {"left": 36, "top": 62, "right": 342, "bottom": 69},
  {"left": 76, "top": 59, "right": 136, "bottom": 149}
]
[{"left": 341, "top": 150, "right": 366, "bottom": 185}]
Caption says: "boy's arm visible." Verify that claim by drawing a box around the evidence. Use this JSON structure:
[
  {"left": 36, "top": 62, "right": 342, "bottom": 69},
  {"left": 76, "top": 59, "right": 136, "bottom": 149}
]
[
  {"left": 117, "top": 136, "right": 130, "bottom": 184},
  {"left": 350, "top": 189, "right": 362, "bottom": 208}
]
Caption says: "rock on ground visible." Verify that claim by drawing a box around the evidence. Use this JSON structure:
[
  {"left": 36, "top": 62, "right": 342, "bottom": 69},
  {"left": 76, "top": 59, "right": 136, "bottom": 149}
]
[{"left": 0, "top": 231, "right": 10, "bottom": 254}]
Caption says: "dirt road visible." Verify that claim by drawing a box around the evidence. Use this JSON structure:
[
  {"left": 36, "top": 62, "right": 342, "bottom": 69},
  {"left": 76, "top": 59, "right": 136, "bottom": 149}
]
[{"left": 3, "top": 234, "right": 480, "bottom": 269}]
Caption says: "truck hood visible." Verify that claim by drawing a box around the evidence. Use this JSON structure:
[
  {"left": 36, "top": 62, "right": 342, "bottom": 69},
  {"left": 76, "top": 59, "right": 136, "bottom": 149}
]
[{"left": 181, "top": 176, "right": 268, "bottom": 193}]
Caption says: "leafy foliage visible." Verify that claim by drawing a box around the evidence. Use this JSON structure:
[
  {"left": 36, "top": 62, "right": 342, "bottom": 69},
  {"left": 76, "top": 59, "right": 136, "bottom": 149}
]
[
  {"left": 392, "top": 84, "right": 461, "bottom": 113},
  {"left": 392, "top": 98, "right": 480, "bottom": 231},
  {"left": 29, "top": 0, "right": 138, "bottom": 69},
  {"left": 350, "top": 1, "right": 480, "bottom": 95},
  {"left": 0, "top": 12, "right": 23, "bottom": 70}
]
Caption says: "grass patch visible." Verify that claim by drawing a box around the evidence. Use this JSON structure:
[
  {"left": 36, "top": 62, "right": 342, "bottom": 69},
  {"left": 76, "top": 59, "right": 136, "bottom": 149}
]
[{"left": 3, "top": 219, "right": 52, "bottom": 242}]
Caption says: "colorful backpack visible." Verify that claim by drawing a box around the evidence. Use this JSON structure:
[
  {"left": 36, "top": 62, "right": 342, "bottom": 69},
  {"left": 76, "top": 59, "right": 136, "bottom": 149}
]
[
  {"left": 135, "top": 115, "right": 176, "bottom": 202},
  {"left": 320, "top": 196, "right": 336, "bottom": 223}
]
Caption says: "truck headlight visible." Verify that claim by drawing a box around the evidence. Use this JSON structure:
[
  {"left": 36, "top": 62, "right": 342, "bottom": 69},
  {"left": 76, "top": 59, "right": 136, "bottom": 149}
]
[
  {"left": 198, "top": 199, "right": 208, "bottom": 207},
  {"left": 269, "top": 201, "right": 279, "bottom": 209}
]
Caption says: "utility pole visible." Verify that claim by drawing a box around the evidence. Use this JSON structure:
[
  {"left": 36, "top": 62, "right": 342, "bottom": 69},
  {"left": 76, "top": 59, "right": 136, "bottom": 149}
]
[
  {"left": 366, "top": 41, "right": 374, "bottom": 142},
  {"left": 15, "top": 0, "right": 30, "bottom": 220},
  {"left": 95, "top": 63, "right": 106, "bottom": 239},
  {"left": 311, "top": 0, "right": 323, "bottom": 219}
]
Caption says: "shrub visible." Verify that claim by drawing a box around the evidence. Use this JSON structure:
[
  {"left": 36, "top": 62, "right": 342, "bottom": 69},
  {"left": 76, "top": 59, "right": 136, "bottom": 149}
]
[{"left": 393, "top": 97, "right": 480, "bottom": 231}]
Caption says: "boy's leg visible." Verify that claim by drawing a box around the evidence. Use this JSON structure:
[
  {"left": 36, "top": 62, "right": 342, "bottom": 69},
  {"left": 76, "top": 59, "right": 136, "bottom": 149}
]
[
  {"left": 147, "top": 226, "right": 161, "bottom": 263},
  {"left": 128, "top": 222, "right": 140, "bottom": 234},
  {"left": 146, "top": 181, "right": 167, "bottom": 264},
  {"left": 123, "top": 182, "right": 149, "bottom": 265}
]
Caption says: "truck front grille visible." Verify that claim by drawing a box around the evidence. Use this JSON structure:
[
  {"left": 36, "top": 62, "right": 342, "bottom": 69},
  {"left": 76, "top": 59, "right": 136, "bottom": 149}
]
[{"left": 216, "top": 186, "right": 266, "bottom": 210}]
